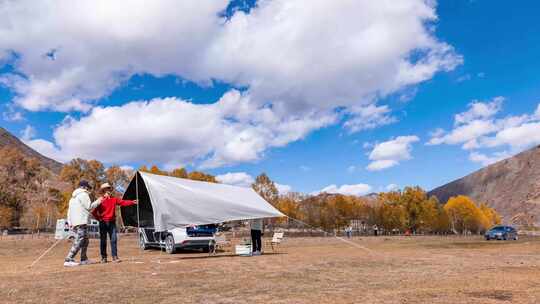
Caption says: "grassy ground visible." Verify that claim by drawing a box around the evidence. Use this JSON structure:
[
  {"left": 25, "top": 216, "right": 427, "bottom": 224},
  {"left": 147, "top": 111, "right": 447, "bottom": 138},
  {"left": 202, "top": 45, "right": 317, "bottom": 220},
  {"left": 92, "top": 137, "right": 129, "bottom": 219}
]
[{"left": 1, "top": 235, "right": 540, "bottom": 303}]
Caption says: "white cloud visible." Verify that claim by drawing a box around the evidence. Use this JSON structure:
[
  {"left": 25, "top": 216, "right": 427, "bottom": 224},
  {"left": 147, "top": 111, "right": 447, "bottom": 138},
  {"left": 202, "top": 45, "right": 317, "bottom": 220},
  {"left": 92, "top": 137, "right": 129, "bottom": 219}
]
[
  {"left": 0, "top": 1, "right": 461, "bottom": 167},
  {"left": 456, "top": 74, "right": 471, "bottom": 83},
  {"left": 20, "top": 125, "right": 36, "bottom": 141},
  {"left": 215, "top": 172, "right": 254, "bottom": 188},
  {"left": 275, "top": 183, "right": 292, "bottom": 195},
  {"left": 343, "top": 104, "right": 397, "bottom": 133},
  {"left": 483, "top": 122, "right": 540, "bottom": 150},
  {"left": 428, "top": 98, "right": 540, "bottom": 164},
  {"left": 318, "top": 183, "right": 372, "bottom": 196},
  {"left": 454, "top": 97, "right": 503, "bottom": 125},
  {"left": 427, "top": 119, "right": 498, "bottom": 147},
  {"left": 385, "top": 184, "right": 399, "bottom": 191},
  {"left": 32, "top": 90, "right": 334, "bottom": 167},
  {"left": 0, "top": 0, "right": 461, "bottom": 115},
  {"left": 120, "top": 165, "right": 134, "bottom": 172},
  {"left": 367, "top": 160, "right": 399, "bottom": 171},
  {"left": 469, "top": 151, "right": 510, "bottom": 167},
  {"left": 366, "top": 135, "right": 419, "bottom": 171},
  {"left": 24, "top": 138, "right": 67, "bottom": 162},
  {"left": 215, "top": 172, "right": 291, "bottom": 194}
]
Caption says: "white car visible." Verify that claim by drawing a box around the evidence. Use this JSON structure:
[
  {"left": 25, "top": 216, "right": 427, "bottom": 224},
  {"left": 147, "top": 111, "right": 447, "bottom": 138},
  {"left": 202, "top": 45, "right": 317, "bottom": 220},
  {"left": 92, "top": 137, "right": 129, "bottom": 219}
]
[
  {"left": 54, "top": 219, "right": 100, "bottom": 240},
  {"left": 138, "top": 225, "right": 216, "bottom": 254}
]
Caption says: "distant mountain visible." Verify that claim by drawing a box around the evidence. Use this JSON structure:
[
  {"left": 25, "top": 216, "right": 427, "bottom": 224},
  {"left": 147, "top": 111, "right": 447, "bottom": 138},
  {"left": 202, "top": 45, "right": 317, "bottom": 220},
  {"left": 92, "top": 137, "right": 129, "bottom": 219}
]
[
  {"left": 0, "top": 127, "right": 63, "bottom": 173},
  {"left": 429, "top": 145, "right": 540, "bottom": 226}
]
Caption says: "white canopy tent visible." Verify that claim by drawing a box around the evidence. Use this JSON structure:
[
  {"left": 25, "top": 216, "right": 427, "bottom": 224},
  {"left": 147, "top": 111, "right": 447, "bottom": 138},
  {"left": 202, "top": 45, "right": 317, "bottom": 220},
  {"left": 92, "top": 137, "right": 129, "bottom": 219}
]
[{"left": 121, "top": 171, "right": 284, "bottom": 231}]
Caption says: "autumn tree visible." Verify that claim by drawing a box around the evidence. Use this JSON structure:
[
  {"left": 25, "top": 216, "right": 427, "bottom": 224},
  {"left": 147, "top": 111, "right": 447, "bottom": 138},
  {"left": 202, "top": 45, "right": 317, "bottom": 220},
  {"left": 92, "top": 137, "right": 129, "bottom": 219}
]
[
  {"left": 444, "top": 195, "right": 486, "bottom": 234},
  {"left": 149, "top": 165, "right": 169, "bottom": 176},
  {"left": 252, "top": 173, "right": 278, "bottom": 205},
  {"left": 0, "top": 147, "right": 58, "bottom": 228},
  {"left": 106, "top": 166, "right": 130, "bottom": 191},
  {"left": 479, "top": 203, "right": 502, "bottom": 229},
  {"left": 187, "top": 171, "right": 218, "bottom": 183},
  {"left": 60, "top": 158, "right": 106, "bottom": 192},
  {"left": 170, "top": 167, "right": 188, "bottom": 178}
]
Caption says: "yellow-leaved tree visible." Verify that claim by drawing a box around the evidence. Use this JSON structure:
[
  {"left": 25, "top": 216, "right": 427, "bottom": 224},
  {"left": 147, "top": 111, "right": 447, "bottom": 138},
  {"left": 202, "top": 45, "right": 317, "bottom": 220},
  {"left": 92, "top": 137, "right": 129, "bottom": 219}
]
[{"left": 444, "top": 195, "right": 488, "bottom": 234}]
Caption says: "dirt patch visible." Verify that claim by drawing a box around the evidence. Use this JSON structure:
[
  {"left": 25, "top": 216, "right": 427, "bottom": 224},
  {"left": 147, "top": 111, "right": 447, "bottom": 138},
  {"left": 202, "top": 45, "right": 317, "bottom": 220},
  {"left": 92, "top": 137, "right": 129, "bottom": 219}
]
[
  {"left": 467, "top": 290, "right": 513, "bottom": 301},
  {"left": 1, "top": 235, "right": 540, "bottom": 303}
]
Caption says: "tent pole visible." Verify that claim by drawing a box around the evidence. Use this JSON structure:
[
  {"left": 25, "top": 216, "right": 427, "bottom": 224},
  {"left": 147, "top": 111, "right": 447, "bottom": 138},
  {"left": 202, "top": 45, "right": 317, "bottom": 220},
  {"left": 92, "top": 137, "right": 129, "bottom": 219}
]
[{"left": 136, "top": 172, "right": 141, "bottom": 249}]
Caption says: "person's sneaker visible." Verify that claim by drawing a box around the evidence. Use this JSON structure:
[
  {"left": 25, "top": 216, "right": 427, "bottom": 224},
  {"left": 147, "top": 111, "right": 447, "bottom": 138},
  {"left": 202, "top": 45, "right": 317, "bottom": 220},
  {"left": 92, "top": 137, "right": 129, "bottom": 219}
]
[
  {"left": 252, "top": 251, "right": 261, "bottom": 256},
  {"left": 79, "top": 260, "right": 93, "bottom": 266},
  {"left": 112, "top": 256, "right": 121, "bottom": 263},
  {"left": 101, "top": 258, "right": 108, "bottom": 264},
  {"left": 63, "top": 260, "right": 79, "bottom": 267}
]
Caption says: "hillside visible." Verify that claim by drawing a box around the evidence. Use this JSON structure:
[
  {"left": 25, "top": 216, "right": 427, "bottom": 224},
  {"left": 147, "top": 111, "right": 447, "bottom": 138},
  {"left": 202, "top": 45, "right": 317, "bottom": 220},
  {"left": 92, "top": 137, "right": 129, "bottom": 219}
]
[
  {"left": 0, "top": 127, "right": 62, "bottom": 173},
  {"left": 429, "top": 145, "right": 540, "bottom": 226}
]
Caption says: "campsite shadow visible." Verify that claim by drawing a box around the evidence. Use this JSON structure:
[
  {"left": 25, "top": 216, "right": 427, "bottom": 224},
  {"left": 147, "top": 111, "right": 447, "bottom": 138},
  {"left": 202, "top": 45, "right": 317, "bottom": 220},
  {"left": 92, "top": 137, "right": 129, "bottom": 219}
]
[{"left": 157, "top": 252, "right": 288, "bottom": 261}]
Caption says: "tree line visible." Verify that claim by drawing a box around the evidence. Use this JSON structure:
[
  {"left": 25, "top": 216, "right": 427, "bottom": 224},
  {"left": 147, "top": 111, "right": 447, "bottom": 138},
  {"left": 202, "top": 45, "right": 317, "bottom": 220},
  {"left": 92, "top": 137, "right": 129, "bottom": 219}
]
[{"left": 0, "top": 151, "right": 502, "bottom": 234}]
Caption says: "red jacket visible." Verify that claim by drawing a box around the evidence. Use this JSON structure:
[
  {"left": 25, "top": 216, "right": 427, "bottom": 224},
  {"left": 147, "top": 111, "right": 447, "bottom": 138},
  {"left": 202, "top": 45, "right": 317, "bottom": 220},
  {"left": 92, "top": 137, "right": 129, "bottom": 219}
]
[{"left": 92, "top": 197, "right": 136, "bottom": 222}]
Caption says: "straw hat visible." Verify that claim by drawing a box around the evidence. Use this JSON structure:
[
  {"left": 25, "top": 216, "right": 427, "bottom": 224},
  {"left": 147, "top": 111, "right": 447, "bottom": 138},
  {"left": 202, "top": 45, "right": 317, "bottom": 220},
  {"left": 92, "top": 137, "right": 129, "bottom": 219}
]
[{"left": 100, "top": 183, "right": 113, "bottom": 191}]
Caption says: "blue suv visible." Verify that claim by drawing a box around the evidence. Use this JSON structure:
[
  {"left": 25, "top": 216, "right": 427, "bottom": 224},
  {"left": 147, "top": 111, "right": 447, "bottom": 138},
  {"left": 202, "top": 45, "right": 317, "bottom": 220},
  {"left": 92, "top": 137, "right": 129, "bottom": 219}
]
[{"left": 485, "top": 225, "right": 518, "bottom": 241}]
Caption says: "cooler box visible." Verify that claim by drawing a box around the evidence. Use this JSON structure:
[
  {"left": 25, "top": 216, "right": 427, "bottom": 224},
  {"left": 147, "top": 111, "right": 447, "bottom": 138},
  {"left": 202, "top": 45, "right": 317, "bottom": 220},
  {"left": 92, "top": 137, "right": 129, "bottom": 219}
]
[{"left": 235, "top": 244, "right": 252, "bottom": 256}]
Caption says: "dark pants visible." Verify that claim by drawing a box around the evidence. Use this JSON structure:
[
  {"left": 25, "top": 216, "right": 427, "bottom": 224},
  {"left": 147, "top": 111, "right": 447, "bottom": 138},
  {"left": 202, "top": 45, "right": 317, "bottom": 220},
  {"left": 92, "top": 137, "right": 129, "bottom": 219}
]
[
  {"left": 251, "top": 229, "right": 262, "bottom": 253},
  {"left": 99, "top": 221, "right": 118, "bottom": 258}
]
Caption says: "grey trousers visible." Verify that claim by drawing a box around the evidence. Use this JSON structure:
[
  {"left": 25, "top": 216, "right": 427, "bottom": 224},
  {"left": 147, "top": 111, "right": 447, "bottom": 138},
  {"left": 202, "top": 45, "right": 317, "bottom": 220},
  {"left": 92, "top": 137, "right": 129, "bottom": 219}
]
[{"left": 65, "top": 225, "right": 89, "bottom": 262}]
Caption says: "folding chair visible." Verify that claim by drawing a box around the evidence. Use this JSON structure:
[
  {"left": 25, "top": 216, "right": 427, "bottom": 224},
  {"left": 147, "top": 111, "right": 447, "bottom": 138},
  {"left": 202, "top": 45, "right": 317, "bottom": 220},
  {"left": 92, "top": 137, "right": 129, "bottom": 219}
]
[{"left": 266, "top": 232, "right": 284, "bottom": 253}]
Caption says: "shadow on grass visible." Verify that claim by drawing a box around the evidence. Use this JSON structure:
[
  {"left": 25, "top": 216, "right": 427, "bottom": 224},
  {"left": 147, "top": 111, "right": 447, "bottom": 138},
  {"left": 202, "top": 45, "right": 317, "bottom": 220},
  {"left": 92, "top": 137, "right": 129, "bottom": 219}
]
[{"left": 148, "top": 251, "right": 288, "bottom": 262}]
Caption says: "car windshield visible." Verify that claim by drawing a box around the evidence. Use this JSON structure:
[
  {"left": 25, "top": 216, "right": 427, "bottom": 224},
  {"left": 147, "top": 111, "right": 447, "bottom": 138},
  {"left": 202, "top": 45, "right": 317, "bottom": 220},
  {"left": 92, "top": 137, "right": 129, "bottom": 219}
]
[{"left": 490, "top": 227, "right": 506, "bottom": 231}]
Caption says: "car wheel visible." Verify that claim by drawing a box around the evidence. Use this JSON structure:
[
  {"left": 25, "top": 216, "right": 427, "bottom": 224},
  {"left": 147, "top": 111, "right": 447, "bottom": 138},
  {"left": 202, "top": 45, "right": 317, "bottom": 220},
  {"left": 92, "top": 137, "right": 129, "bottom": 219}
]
[
  {"left": 485, "top": 236, "right": 490, "bottom": 241},
  {"left": 514, "top": 235, "right": 518, "bottom": 241},
  {"left": 139, "top": 234, "right": 148, "bottom": 250},
  {"left": 503, "top": 234, "right": 507, "bottom": 241},
  {"left": 165, "top": 234, "right": 176, "bottom": 254}
]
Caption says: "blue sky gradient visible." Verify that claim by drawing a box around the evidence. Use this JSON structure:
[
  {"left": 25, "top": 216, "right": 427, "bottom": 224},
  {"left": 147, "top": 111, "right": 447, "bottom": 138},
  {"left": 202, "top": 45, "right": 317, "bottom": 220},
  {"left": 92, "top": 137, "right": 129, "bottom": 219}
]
[{"left": 1, "top": 1, "right": 539, "bottom": 195}]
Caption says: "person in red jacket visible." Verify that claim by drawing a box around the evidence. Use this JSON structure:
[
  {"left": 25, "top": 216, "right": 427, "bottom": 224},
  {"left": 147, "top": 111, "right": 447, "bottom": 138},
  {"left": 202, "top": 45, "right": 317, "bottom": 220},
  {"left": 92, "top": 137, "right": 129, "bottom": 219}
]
[{"left": 92, "top": 183, "right": 137, "bottom": 263}]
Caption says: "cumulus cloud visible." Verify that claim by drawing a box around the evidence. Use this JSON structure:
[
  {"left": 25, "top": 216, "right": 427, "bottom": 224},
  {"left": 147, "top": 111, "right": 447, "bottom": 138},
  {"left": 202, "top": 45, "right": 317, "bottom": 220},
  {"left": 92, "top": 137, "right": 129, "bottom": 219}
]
[
  {"left": 215, "top": 171, "right": 291, "bottom": 194},
  {"left": 20, "top": 125, "right": 36, "bottom": 141},
  {"left": 31, "top": 90, "right": 334, "bottom": 167},
  {"left": 343, "top": 104, "right": 397, "bottom": 133},
  {"left": 0, "top": 0, "right": 461, "bottom": 167},
  {"left": 215, "top": 172, "right": 255, "bottom": 188},
  {"left": 428, "top": 97, "right": 540, "bottom": 165},
  {"left": 385, "top": 184, "right": 399, "bottom": 191},
  {"left": 454, "top": 97, "right": 503, "bottom": 125},
  {"left": 468, "top": 151, "right": 510, "bottom": 167},
  {"left": 275, "top": 183, "right": 292, "bottom": 195},
  {"left": 318, "top": 183, "right": 372, "bottom": 196},
  {"left": 366, "top": 135, "right": 420, "bottom": 171}
]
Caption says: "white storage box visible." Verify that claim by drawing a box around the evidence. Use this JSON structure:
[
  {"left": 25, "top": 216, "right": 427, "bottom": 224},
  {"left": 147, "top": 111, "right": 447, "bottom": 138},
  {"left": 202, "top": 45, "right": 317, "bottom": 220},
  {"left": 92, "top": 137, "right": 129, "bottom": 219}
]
[{"left": 235, "top": 244, "right": 252, "bottom": 256}]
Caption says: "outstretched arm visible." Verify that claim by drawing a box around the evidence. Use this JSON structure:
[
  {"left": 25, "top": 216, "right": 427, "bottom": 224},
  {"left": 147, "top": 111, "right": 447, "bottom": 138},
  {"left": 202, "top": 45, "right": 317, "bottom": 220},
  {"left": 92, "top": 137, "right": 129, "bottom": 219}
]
[
  {"left": 80, "top": 192, "right": 103, "bottom": 211},
  {"left": 116, "top": 198, "right": 137, "bottom": 207},
  {"left": 89, "top": 197, "right": 103, "bottom": 209}
]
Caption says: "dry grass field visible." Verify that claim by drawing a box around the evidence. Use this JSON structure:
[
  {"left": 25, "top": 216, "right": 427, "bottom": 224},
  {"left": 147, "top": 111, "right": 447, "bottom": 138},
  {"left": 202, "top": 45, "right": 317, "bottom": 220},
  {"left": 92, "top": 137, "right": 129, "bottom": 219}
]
[{"left": 1, "top": 235, "right": 540, "bottom": 304}]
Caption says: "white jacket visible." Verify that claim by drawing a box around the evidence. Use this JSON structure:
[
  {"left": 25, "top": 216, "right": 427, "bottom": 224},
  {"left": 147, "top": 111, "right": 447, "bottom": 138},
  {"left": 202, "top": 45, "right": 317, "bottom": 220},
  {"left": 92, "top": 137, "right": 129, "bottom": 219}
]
[{"left": 67, "top": 188, "right": 102, "bottom": 227}]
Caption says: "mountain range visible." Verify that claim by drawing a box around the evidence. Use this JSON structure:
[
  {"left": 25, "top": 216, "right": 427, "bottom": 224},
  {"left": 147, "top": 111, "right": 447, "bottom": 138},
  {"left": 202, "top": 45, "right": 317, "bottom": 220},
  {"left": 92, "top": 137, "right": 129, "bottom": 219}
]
[
  {"left": 429, "top": 145, "right": 540, "bottom": 226},
  {"left": 0, "top": 127, "right": 63, "bottom": 173},
  {"left": 1, "top": 126, "right": 539, "bottom": 225}
]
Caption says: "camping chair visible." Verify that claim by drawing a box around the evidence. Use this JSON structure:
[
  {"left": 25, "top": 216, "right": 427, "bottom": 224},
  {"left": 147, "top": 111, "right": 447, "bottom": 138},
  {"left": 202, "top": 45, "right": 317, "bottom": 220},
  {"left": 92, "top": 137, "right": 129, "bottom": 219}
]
[
  {"left": 266, "top": 232, "right": 284, "bottom": 253},
  {"left": 210, "top": 233, "right": 231, "bottom": 255}
]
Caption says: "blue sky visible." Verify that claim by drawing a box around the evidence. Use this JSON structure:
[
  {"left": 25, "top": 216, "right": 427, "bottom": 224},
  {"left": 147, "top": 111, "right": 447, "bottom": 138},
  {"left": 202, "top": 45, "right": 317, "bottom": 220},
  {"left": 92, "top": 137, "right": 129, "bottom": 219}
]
[{"left": 1, "top": 1, "right": 539, "bottom": 196}]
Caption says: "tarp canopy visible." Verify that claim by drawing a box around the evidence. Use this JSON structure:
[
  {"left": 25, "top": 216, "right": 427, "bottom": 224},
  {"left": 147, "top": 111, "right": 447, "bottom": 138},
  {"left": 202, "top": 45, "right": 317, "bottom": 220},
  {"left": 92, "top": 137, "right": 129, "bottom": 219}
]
[{"left": 121, "top": 171, "right": 284, "bottom": 231}]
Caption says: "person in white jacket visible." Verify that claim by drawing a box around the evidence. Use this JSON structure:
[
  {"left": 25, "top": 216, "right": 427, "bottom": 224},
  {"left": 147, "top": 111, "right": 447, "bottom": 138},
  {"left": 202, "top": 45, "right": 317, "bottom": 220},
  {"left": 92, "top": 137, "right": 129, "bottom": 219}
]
[{"left": 64, "top": 180, "right": 103, "bottom": 267}]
